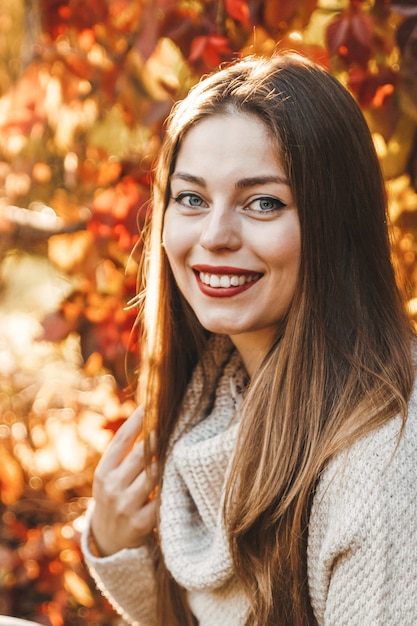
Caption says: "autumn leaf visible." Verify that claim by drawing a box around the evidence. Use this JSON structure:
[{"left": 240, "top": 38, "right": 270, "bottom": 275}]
[
  {"left": 158, "top": 6, "right": 198, "bottom": 59},
  {"left": 0, "top": 64, "right": 47, "bottom": 137},
  {"left": 48, "top": 230, "right": 97, "bottom": 275},
  {"left": 89, "top": 176, "right": 148, "bottom": 250},
  {"left": 263, "top": 0, "right": 318, "bottom": 33},
  {"left": 93, "top": 176, "right": 141, "bottom": 221},
  {"left": 263, "top": 0, "right": 297, "bottom": 28},
  {"left": 189, "top": 35, "right": 232, "bottom": 70},
  {"left": 226, "top": 0, "right": 251, "bottom": 26},
  {"left": 131, "top": 0, "right": 160, "bottom": 60},
  {"left": 97, "top": 160, "right": 123, "bottom": 187},
  {"left": 0, "top": 445, "right": 25, "bottom": 505},
  {"left": 40, "top": 0, "right": 108, "bottom": 36},
  {"left": 107, "top": 0, "right": 143, "bottom": 35},
  {"left": 348, "top": 65, "right": 398, "bottom": 108},
  {"left": 326, "top": 8, "right": 373, "bottom": 68},
  {"left": 64, "top": 569, "right": 95, "bottom": 607}
]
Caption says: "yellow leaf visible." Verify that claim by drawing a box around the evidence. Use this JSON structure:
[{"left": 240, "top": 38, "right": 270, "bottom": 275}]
[
  {"left": 0, "top": 444, "right": 24, "bottom": 505},
  {"left": 64, "top": 569, "right": 94, "bottom": 607},
  {"left": 48, "top": 230, "right": 96, "bottom": 274}
]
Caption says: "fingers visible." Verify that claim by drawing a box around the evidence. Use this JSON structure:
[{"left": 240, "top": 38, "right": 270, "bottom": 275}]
[
  {"left": 128, "top": 460, "right": 159, "bottom": 500},
  {"left": 94, "top": 407, "right": 158, "bottom": 500},
  {"left": 98, "top": 405, "right": 145, "bottom": 473},
  {"left": 135, "top": 496, "right": 159, "bottom": 538},
  {"left": 115, "top": 438, "right": 146, "bottom": 485},
  {"left": 91, "top": 463, "right": 160, "bottom": 556},
  {"left": 89, "top": 406, "right": 160, "bottom": 556}
]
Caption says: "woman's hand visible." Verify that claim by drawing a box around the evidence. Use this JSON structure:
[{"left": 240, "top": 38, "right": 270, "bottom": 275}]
[{"left": 90, "top": 405, "right": 159, "bottom": 557}]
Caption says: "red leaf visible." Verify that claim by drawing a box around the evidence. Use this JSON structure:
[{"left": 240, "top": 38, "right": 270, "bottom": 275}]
[
  {"left": 326, "top": 9, "right": 373, "bottom": 68},
  {"left": 263, "top": 0, "right": 297, "bottom": 28},
  {"left": 158, "top": 6, "right": 200, "bottom": 60},
  {"left": 226, "top": 0, "right": 251, "bottom": 26},
  {"left": 93, "top": 176, "right": 141, "bottom": 220},
  {"left": 103, "top": 417, "right": 127, "bottom": 433},
  {"left": 189, "top": 36, "right": 208, "bottom": 62},
  {"left": 348, "top": 66, "right": 398, "bottom": 108},
  {"left": 350, "top": 12, "right": 373, "bottom": 47},
  {"left": 189, "top": 35, "right": 231, "bottom": 69},
  {"left": 40, "top": 0, "right": 108, "bottom": 37},
  {"left": 326, "top": 13, "right": 350, "bottom": 55}
]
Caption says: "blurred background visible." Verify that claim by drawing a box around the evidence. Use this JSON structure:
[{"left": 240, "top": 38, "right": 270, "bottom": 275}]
[{"left": 1, "top": 0, "right": 417, "bottom": 623}]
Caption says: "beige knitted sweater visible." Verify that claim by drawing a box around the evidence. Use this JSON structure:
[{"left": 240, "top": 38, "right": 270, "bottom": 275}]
[{"left": 82, "top": 335, "right": 417, "bottom": 625}]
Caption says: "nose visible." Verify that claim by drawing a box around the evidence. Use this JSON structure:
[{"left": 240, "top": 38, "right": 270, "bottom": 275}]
[{"left": 199, "top": 207, "right": 241, "bottom": 251}]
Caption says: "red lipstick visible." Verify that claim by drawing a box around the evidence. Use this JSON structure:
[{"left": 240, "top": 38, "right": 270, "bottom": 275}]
[{"left": 192, "top": 265, "right": 262, "bottom": 298}]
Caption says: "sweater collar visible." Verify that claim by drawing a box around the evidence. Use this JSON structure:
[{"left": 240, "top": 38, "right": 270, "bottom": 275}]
[{"left": 159, "top": 335, "right": 248, "bottom": 590}]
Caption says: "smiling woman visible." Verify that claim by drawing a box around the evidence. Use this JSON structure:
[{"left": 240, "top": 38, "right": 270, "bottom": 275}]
[
  {"left": 163, "top": 112, "right": 300, "bottom": 373},
  {"left": 81, "top": 53, "right": 417, "bottom": 626}
]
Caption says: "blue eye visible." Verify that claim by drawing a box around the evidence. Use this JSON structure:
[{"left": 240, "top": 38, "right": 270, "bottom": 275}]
[
  {"left": 173, "top": 193, "right": 205, "bottom": 208},
  {"left": 248, "top": 197, "right": 286, "bottom": 213}
]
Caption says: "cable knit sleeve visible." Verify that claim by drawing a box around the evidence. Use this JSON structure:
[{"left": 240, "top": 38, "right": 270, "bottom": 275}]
[
  {"left": 308, "top": 400, "right": 417, "bottom": 626},
  {"left": 81, "top": 503, "right": 157, "bottom": 626}
]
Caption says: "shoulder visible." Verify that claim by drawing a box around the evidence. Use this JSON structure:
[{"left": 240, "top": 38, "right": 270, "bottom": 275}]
[
  {"left": 321, "top": 368, "right": 416, "bottom": 487},
  {"left": 308, "top": 382, "right": 417, "bottom": 624},
  {"left": 311, "top": 382, "right": 417, "bottom": 533}
]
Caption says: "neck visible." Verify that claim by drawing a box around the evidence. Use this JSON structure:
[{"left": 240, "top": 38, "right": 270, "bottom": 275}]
[{"left": 229, "top": 329, "right": 278, "bottom": 377}]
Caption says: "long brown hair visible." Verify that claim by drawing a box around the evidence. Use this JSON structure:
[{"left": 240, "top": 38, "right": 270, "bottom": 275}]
[{"left": 137, "top": 53, "right": 415, "bottom": 625}]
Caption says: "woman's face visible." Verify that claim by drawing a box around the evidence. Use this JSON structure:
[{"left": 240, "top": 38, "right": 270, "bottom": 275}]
[{"left": 163, "top": 113, "right": 301, "bottom": 370}]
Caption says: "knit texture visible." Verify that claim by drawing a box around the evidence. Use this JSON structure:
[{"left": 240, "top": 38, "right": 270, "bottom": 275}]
[
  {"left": 308, "top": 388, "right": 417, "bottom": 625},
  {"left": 81, "top": 504, "right": 157, "bottom": 626},
  {"left": 82, "top": 335, "right": 417, "bottom": 626}
]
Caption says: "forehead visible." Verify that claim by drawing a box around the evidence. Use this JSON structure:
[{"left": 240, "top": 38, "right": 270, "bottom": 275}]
[{"left": 174, "top": 113, "right": 283, "bottom": 176}]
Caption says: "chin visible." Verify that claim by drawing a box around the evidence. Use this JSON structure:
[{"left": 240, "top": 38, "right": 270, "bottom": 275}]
[{"left": 198, "top": 320, "right": 244, "bottom": 336}]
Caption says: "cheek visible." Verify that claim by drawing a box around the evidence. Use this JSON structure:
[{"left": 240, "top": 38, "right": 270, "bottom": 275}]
[
  {"left": 284, "top": 221, "right": 301, "bottom": 270},
  {"left": 287, "top": 237, "right": 301, "bottom": 273},
  {"left": 162, "top": 214, "right": 178, "bottom": 259},
  {"left": 162, "top": 214, "right": 190, "bottom": 272},
  {"left": 266, "top": 230, "right": 301, "bottom": 278}
]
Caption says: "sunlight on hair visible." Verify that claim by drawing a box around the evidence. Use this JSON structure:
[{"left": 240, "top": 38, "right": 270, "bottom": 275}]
[
  {"left": 135, "top": 226, "right": 165, "bottom": 426},
  {"left": 372, "top": 133, "right": 387, "bottom": 159}
]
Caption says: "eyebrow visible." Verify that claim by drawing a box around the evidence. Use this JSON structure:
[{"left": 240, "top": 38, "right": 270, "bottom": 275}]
[
  {"left": 171, "top": 173, "right": 206, "bottom": 186},
  {"left": 171, "top": 173, "right": 289, "bottom": 187},
  {"left": 235, "top": 175, "right": 289, "bottom": 188}
]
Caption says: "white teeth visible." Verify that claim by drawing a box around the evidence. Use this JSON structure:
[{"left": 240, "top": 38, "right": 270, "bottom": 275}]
[{"left": 199, "top": 272, "right": 259, "bottom": 288}]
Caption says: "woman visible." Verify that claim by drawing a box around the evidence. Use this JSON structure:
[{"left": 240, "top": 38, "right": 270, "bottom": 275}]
[{"left": 82, "top": 53, "right": 417, "bottom": 626}]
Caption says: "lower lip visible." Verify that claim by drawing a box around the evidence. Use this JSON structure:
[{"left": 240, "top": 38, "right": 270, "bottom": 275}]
[{"left": 195, "top": 273, "right": 259, "bottom": 298}]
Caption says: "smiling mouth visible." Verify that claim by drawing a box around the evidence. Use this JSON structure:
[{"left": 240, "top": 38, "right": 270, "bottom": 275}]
[{"left": 198, "top": 271, "right": 261, "bottom": 288}]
